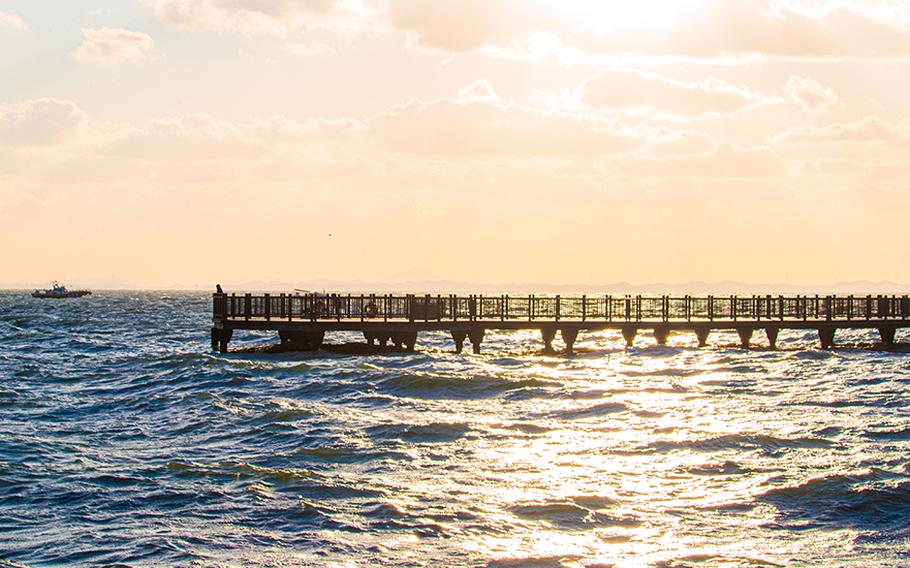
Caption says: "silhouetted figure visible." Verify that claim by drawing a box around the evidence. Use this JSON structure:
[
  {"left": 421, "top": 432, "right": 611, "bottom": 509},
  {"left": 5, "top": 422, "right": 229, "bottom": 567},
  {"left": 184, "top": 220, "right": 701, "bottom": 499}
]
[{"left": 216, "top": 284, "right": 223, "bottom": 294}]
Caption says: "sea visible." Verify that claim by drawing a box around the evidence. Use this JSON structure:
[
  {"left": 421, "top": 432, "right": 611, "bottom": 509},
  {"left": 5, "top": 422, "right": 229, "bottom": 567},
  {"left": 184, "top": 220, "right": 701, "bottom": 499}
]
[{"left": 2, "top": 291, "right": 910, "bottom": 567}]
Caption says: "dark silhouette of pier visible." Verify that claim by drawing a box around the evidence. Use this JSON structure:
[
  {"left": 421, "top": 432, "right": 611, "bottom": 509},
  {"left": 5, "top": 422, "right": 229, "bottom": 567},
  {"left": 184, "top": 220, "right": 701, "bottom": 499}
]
[{"left": 211, "top": 292, "right": 910, "bottom": 354}]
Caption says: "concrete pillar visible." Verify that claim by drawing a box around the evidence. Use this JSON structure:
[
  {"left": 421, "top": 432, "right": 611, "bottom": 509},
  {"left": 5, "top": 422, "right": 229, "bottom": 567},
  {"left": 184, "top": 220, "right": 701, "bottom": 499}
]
[
  {"left": 622, "top": 328, "right": 638, "bottom": 348},
  {"left": 561, "top": 329, "right": 579, "bottom": 354},
  {"left": 218, "top": 328, "right": 232, "bottom": 353},
  {"left": 653, "top": 326, "right": 670, "bottom": 345},
  {"left": 541, "top": 328, "right": 556, "bottom": 353},
  {"left": 737, "top": 328, "right": 754, "bottom": 350},
  {"left": 818, "top": 327, "right": 837, "bottom": 350},
  {"left": 695, "top": 328, "right": 710, "bottom": 347},
  {"left": 765, "top": 327, "right": 779, "bottom": 350},
  {"left": 403, "top": 332, "right": 418, "bottom": 352},
  {"left": 468, "top": 329, "right": 485, "bottom": 354},
  {"left": 879, "top": 326, "right": 897, "bottom": 348},
  {"left": 451, "top": 331, "right": 467, "bottom": 353}
]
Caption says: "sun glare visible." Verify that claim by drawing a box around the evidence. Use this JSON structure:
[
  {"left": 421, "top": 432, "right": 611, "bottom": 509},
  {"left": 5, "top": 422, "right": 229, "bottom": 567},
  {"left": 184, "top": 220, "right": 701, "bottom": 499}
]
[{"left": 558, "top": 0, "right": 703, "bottom": 36}]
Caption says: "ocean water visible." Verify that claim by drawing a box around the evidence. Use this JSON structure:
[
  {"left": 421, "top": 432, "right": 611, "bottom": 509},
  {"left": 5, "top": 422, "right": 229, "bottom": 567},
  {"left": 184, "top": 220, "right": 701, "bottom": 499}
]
[{"left": 2, "top": 291, "right": 910, "bottom": 567}]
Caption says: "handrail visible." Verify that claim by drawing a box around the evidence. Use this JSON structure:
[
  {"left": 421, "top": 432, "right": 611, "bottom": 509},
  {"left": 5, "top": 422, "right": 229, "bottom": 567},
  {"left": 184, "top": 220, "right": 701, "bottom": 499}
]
[{"left": 213, "top": 293, "right": 910, "bottom": 323}]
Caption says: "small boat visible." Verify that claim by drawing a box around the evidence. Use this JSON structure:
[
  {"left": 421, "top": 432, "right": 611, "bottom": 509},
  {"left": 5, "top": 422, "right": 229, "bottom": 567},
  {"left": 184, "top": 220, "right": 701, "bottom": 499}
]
[{"left": 32, "top": 282, "right": 91, "bottom": 299}]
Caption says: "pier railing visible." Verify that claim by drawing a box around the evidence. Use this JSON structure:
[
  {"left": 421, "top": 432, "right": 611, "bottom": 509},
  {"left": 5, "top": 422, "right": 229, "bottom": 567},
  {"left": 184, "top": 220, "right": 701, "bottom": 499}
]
[{"left": 214, "top": 293, "right": 910, "bottom": 323}]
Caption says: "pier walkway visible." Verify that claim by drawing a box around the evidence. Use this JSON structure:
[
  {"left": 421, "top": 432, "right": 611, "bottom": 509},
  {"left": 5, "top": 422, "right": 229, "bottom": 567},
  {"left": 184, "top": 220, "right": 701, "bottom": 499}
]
[{"left": 211, "top": 292, "right": 910, "bottom": 353}]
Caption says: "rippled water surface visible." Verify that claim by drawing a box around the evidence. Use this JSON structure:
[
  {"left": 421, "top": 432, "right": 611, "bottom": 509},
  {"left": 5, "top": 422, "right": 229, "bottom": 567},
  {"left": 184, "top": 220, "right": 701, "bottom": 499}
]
[{"left": 2, "top": 292, "right": 910, "bottom": 567}]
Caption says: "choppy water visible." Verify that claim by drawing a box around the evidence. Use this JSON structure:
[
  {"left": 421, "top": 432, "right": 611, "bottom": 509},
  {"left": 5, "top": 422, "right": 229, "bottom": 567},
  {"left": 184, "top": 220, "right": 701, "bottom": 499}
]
[{"left": 2, "top": 292, "right": 910, "bottom": 567}]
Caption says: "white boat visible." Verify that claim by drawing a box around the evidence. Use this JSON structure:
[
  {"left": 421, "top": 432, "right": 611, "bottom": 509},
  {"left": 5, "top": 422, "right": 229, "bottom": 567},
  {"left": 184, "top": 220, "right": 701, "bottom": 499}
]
[{"left": 32, "top": 282, "right": 91, "bottom": 299}]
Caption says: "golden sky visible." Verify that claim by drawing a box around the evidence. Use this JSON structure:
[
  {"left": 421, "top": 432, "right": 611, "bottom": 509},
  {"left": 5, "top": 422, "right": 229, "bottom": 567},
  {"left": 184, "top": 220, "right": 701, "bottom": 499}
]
[{"left": 2, "top": 0, "right": 909, "bottom": 288}]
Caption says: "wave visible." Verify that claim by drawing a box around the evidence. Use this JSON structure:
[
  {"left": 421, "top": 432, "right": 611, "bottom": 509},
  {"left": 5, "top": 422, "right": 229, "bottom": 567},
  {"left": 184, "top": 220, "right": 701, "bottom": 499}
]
[
  {"left": 365, "top": 421, "right": 474, "bottom": 443},
  {"left": 378, "top": 373, "right": 558, "bottom": 399},
  {"left": 508, "top": 501, "right": 638, "bottom": 529},
  {"left": 757, "top": 471, "right": 910, "bottom": 532},
  {"left": 625, "top": 433, "right": 837, "bottom": 455}
]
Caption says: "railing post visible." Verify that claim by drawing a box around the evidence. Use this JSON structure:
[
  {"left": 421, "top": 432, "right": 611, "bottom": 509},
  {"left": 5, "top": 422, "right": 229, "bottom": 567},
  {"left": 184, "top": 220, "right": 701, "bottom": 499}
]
[
  {"left": 244, "top": 293, "right": 252, "bottom": 320},
  {"left": 384, "top": 294, "right": 389, "bottom": 323},
  {"left": 528, "top": 294, "right": 533, "bottom": 322},
  {"left": 755, "top": 295, "right": 760, "bottom": 322},
  {"left": 731, "top": 295, "right": 736, "bottom": 322},
  {"left": 607, "top": 295, "right": 612, "bottom": 322},
  {"left": 555, "top": 295, "right": 561, "bottom": 322},
  {"left": 582, "top": 294, "right": 587, "bottom": 322},
  {"left": 779, "top": 295, "right": 784, "bottom": 321},
  {"left": 708, "top": 295, "right": 714, "bottom": 321},
  {"left": 426, "top": 294, "right": 431, "bottom": 322},
  {"left": 501, "top": 294, "right": 506, "bottom": 322},
  {"left": 264, "top": 293, "right": 270, "bottom": 321},
  {"left": 625, "top": 296, "right": 631, "bottom": 321},
  {"left": 636, "top": 295, "right": 641, "bottom": 321}
]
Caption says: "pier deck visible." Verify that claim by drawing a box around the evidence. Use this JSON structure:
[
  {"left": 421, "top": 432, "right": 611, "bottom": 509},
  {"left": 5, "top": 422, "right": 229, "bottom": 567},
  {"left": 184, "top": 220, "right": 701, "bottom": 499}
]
[{"left": 211, "top": 292, "right": 910, "bottom": 353}]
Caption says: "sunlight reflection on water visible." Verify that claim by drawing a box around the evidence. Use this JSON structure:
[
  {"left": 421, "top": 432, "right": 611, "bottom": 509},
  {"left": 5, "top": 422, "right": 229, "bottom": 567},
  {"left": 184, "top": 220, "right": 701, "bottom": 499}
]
[{"left": 1, "top": 292, "right": 909, "bottom": 566}]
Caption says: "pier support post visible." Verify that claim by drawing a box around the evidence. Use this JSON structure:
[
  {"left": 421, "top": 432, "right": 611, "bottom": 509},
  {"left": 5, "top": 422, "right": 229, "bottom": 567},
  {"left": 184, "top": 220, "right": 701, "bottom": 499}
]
[
  {"left": 541, "top": 328, "right": 556, "bottom": 354},
  {"left": 879, "top": 326, "right": 896, "bottom": 348},
  {"left": 654, "top": 326, "right": 670, "bottom": 346},
  {"left": 452, "top": 331, "right": 467, "bottom": 353},
  {"left": 211, "top": 328, "right": 218, "bottom": 351},
  {"left": 561, "top": 329, "right": 578, "bottom": 354},
  {"left": 217, "top": 329, "right": 232, "bottom": 353},
  {"left": 818, "top": 327, "right": 837, "bottom": 350},
  {"left": 765, "top": 327, "right": 779, "bottom": 350},
  {"left": 622, "top": 328, "right": 638, "bottom": 348},
  {"left": 737, "top": 328, "right": 754, "bottom": 350},
  {"left": 695, "top": 328, "right": 710, "bottom": 348},
  {"left": 403, "top": 332, "right": 418, "bottom": 352},
  {"left": 468, "top": 329, "right": 485, "bottom": 354}
]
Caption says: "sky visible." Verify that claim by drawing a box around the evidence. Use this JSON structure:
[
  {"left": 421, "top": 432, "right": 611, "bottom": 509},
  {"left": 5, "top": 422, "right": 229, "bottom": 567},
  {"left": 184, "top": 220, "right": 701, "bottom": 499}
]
[{"left": 2, "top": 0, "right": 910, "bottom": 289}]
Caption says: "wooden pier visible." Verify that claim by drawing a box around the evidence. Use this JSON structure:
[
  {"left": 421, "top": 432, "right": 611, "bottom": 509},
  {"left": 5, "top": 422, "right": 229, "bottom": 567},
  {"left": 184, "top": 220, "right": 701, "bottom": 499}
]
[{"left": 211, "top": 292, "right": 910, "bottom": 354}]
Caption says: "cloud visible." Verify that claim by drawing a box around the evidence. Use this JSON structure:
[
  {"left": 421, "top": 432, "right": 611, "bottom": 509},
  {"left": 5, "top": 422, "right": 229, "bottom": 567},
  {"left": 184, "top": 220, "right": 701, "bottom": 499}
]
[
  {"left": 388, "top": 0, "right": 910, "bottom": 60},
  {"left": 783, "top": 75, "right": 839, "bottom": 115},
  {"left": 142, "top": 0, "right": 377, "bottom": 34},
  {"left": 368, "top": 95, "right": 642, "bottom": 157},
  {"left": 581, "top": 69, "right": 776, "bottom": 118},
  {"left": 71, "top": 28, "right": 154, "bottom": 64},
  {"left": 620, "top": 142, "right": 787, "bottom": 178},
  {"left": 0, "top": 11, "right": 26, "bottom": 30},
  {"left": 776, "top": 117, "right": 910, "bottom": 144},
  {"left": 0, "top": 98, "right": 87, "bottom": 146}
]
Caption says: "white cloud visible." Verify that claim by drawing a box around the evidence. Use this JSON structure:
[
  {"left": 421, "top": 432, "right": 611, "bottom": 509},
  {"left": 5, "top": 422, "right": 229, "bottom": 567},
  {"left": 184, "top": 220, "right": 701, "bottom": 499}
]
[
  {"left": 582, "top": 69, "right": 776, "bottom": 118},
  {"left": 783, "top": 75, "right": 839, "bottom": 115},
  {"left": 777, "top": 117, "right": 910, "bottom": 144},
  {"left": 0, "top": 98, "right": 87, "bottom": 146},
  {"left": 388, "top": 0, "right": 910, "bottom": 60},
  {"left": 142, "top": 0, "right": 379, "bottom": 35},
  {"left": 620, "top": 142, "right": 787, "bottom": 178},
  {"left": 0, "top": 11, "right": 26, "bottom": 30},
  {"left": 71, "top": 28, "right": 154, "bottom": 64},
  {"left": 368, "top": 96, "right": 642, "bottom": 157}
]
